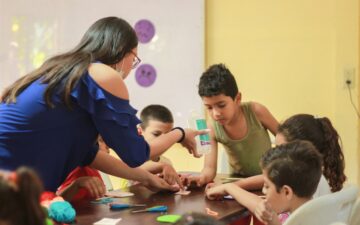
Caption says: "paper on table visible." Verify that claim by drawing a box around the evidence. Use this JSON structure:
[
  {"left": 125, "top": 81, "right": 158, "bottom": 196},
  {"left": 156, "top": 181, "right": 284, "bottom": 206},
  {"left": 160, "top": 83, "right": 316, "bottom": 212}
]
[
  {"left": 175, "top": 190, "right": 191, "bottom": 195},
  {"left": 223, "top": 195, "right": 234, "bottom": 199},
  {"left": 93, "top": 218, "right": 122, "bottom": 225}
]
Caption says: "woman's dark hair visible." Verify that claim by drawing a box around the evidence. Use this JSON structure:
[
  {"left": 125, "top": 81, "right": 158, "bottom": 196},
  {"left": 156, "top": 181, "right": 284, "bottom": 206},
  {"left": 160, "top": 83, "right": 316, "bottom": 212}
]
[
  {"left": 0, "top": 167, "right": 46, "bottom": 225},
  {"left": 1, "top": 16, "right": 138, "bottom": 108},
  {"left": 278, "top": 114, "right": 346, "bottom": 192}
]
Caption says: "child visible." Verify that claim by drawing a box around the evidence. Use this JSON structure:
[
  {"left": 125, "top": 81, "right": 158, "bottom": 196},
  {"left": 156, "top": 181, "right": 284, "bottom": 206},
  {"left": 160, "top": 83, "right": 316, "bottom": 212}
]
[
  {"left": 276, "top": 114, "right": 346, "bottom": 194},
  {"left": 57, "top": 136, "right": 107, "bottom": 201},
  {"left": 0, "top": 167, "right": 47, "bottom": 225},
  {"left": 206, "top": 113, "right": 346, "bottom": 199},
  {"left": 206, "top": 141, "right": 323, "bottom": 225},
  {"left": 138, "top": 104, "right": 180, "bottom": 185},
  {"left": 111, "top": 104, "right": 181, "bottom": 188},
  {"left": 187, "top": 63, "right": 278, "bottom": 188},
  {"left": 174, "top": 212, "right": 225, "bottom": 225}
]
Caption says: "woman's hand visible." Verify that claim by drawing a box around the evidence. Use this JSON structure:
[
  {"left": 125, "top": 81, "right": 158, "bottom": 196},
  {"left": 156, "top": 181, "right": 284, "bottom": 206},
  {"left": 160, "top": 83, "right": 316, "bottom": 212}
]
[
  {"left": 142, "top": 173, "right": 180, "bottom": 192},
  {"left": 180, "top": 128, "right": 210, "bottom": 158},
  {"left": 162, "top": 164, "right": 183, "bottom": 189}
]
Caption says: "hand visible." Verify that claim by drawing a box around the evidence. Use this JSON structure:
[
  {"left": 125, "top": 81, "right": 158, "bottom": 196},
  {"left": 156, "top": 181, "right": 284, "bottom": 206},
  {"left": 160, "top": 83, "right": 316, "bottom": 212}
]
[
  {"left": 74, "top": 176, "right": 106, "bottom": 199},
  {"left": 254, "top": 200, "right": 280, "bottom": 225},
  {"left": 143, "top": 173, "right": 180, "bottom": 192},
  {"left": 205, "top": 183, "right": 228, "bottom": 200},
  {"left": 183, "top": 174, "right": 208, "bottom": 188},
  {"left": 205, "top": 182, "right": 216, "bottom": 192},
  {"left": 162, "top": 164, "right": 184, "bottom": 189},
  {"left": 180, "top": 128, "right": 209, "bottom": 158}
]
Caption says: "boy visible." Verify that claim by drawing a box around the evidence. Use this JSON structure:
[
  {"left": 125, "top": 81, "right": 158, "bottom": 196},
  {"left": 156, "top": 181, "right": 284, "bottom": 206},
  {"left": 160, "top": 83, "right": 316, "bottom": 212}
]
[
  {"left": 206, "top": 140, "right": 323, "bottom": 224},
  {"left": 111, "top": 104, "right": 181, "bottom": 188},
  {"left": 187, "top": 63, "right": 278, "bottom": 189},
  {"left": 138, "top": 104, "right": 179, "bottom": 186}
]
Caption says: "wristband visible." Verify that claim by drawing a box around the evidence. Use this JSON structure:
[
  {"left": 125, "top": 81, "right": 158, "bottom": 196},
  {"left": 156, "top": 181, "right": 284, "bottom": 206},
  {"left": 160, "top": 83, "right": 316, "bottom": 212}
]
[{"left": 171, "top": 127, "right": 185, "bottom": 143}]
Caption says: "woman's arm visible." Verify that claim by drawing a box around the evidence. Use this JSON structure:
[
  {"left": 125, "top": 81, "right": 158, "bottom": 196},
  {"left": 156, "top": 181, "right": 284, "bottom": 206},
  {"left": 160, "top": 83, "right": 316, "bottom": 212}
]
[
  {"left": 90, "top": 151, "right": 179, "bottom": 192},
  {"left": 147, "top": 128, "right": 208, "bottom": 159},
  {"left": 88, "top": 63, "right": 208, "bottom": 166}
]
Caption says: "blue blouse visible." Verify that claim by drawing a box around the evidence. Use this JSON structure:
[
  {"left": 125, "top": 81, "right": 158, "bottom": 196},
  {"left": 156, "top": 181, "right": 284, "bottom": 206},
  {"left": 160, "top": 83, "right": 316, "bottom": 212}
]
[{"left": 0, "top": 72, "right": 150, "bottom": 191}]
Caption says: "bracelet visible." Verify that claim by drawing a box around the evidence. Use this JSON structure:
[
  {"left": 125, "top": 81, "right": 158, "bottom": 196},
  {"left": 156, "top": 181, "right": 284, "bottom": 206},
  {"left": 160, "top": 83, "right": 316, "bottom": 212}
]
[{"left": 172, "top": 127, "right": 185, "bottom": 143}]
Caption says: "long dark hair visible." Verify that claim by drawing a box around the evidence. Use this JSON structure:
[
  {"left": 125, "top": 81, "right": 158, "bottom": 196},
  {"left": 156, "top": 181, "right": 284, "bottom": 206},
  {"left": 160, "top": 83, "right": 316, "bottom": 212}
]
[
  {"left": 1, "top": 16, "right": 138, "bottom": 108},
  {"left": 0, "top": 167, "right": 46, "bottom": 225},
  {"left": 278, "top": 114, "right": 346, "bottom": 192}
]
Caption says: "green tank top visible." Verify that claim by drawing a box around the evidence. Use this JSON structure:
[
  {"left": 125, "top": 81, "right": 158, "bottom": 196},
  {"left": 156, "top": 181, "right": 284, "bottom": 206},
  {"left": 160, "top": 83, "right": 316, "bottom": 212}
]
[{"left": 213, "top": 102, "right": 271, "bottom": 176}]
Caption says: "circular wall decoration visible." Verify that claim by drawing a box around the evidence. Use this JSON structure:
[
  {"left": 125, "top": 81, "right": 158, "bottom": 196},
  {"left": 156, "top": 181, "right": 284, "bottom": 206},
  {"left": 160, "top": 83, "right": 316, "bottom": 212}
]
[
  {"left": 134, "top": 19, "right": 155, "bottom": 44},
  {"left": 135, "top": 64, "right": 157, "bottom": 87}
]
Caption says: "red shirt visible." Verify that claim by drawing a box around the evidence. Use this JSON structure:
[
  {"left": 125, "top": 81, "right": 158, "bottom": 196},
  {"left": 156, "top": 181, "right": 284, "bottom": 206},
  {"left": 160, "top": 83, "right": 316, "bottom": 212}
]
[{"left": 58, "top": 167, "right": 104, "bottom": 201}]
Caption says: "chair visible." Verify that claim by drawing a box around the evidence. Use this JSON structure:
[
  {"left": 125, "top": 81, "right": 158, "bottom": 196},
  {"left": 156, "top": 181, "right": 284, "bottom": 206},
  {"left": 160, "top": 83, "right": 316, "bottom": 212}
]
[
  {"left": 283, "top": 185, "right": 359, "bottom": 225},
  {"left": 348, "top": 197, "right": 360, "bottom": 225}
]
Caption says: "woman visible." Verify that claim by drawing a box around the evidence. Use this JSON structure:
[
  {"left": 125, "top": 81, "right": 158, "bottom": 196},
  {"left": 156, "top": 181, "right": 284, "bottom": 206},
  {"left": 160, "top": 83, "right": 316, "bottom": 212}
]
[{"left": 0, "top": 17, "right": 204, "bottom": 191}]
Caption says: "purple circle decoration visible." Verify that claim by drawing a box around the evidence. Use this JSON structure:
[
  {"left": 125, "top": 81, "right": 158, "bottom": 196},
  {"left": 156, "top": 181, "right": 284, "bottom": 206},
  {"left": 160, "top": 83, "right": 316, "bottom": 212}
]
[
  {"left": 135, "top": 64, "right": 157, "bottom": 87},
  {"left": 134, "top": 19, "right": 155, "bottom": 44}
]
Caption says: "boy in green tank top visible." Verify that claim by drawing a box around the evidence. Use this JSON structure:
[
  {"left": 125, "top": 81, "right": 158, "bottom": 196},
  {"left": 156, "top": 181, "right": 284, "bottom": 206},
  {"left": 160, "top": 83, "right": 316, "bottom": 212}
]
[{"left": 186, "top": 64, "right": 278, "bottom": 190}]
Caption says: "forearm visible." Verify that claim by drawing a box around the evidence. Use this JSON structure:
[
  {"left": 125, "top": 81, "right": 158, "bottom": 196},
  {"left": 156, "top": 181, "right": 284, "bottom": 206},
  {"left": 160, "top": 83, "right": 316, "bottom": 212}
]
[
  {"left": 148, "top": 129, "right": 182, "bottom": 159},
  {"left": 225, "top": 183, "right": 262, "bottom": 213},
  {"left": 140, "top": 161, "right": 164, "bottom": 174},
  {"left": 90, "top": 151, "right": 150, "bottom": 183},
  {"left": 201, "top": 166, "right": 216, "bottom": 183},
  {"left": 234, "top": 175, "right": 264, "bottom": 190}
]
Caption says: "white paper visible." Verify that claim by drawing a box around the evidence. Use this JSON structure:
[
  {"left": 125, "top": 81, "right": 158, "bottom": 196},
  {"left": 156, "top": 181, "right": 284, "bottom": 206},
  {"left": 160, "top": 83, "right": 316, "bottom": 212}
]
[{"left": 93, "top": 218, "right": 122, "bottom": 225}]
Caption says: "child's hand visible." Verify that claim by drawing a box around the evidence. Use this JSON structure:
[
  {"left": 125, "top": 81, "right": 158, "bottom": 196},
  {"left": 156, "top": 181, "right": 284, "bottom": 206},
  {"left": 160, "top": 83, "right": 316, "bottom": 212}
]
[
  {"left": 180, "top": 128, "right": 209, "bottom": 158},
  {"left": 254, "top": 200, "right": 280, "bottom": 225},
  {"left": 205, "top": 183, "right": 228, "bottom": 200},
  {"left": 143, "top": 173, "right": 180, "bottom": 192},
  {"left": 183, "top": 174, "right": 207, "bottom": 188},
  {"left": 75, "top": 176, "right": 106, "bottom": 199},
  {"left": 205, "top": 182, "right": 216, "bottom": 192},
  {"left": 162, "top": 164, "right": 183, "bottom": 189}
]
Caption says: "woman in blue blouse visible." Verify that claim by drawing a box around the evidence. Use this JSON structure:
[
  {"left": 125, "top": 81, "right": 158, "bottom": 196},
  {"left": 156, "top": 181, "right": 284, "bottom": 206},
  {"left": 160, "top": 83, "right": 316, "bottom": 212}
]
[{"left": 0, "top": 17, "right": 204, "bottom": 192}]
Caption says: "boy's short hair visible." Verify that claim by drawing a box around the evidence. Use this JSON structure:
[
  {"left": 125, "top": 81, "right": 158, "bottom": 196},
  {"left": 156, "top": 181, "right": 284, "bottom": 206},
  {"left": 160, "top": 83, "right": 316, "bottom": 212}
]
[
  {"left": 140, "top": 104, "right": 174, "bottom": 129},
  {"left": 261, "top": 140, "right": 322, "bottom": 198},
  {"left": 198, "top": 63, "right": 238, "bottom": 99}
]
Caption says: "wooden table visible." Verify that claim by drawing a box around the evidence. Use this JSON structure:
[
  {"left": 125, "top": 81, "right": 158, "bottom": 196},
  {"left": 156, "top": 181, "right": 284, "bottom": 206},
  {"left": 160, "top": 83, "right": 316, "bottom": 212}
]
[{"left": 74, "top": 175, "right": 250, "bottom": 225}]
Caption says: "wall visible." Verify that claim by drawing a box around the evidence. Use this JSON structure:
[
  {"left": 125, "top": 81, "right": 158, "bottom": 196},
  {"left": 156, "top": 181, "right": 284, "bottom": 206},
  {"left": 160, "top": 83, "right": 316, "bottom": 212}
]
[
  {"left": 0, "top": 0, "right": 205, "bottom": 129},
  {"left": 164, "top": 0, "right": 359, "bottom": 186}
]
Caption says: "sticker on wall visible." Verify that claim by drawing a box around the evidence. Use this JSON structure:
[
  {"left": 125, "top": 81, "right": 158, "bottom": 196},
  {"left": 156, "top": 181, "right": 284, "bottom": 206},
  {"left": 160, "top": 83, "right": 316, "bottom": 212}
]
[
  {"left": 135, "top": 64, "right": 157, "bottom": 87},
  {"left": 134, "top": 19, "right": 155, "bottom": 44}
]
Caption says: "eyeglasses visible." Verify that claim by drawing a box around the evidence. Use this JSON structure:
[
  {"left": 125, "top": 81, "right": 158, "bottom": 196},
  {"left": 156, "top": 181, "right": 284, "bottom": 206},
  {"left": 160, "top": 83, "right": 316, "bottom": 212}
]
[{"left": 131, "top": 51, "right": 141, "bottom": 69}]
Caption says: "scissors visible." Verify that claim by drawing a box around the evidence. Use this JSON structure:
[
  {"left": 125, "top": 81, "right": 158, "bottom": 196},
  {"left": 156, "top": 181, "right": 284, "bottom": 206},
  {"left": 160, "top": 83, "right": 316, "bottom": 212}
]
[
  {"left": 131, "top": 205, "right": 168, "bottom": 213},
  {"left": 109, "top": 203, "right": 146, "bottom": 210}
]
